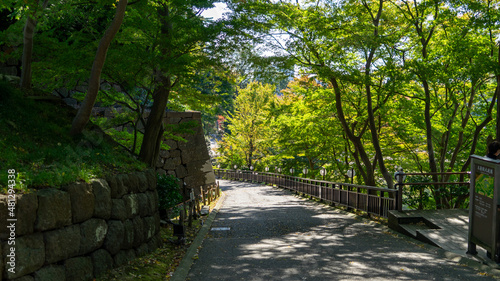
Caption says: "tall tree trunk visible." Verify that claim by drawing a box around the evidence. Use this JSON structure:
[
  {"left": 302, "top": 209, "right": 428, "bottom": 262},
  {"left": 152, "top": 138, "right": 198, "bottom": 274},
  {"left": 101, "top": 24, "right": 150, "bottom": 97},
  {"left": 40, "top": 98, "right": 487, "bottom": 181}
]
[
  {"left": 366, "top": 78, "right": 392, "bottom": 188},
  {"left": 20, "top": 0, "right": 49, "bottom": 90},
  {"left": 139, "top": 3, "right": 173, "bottom": 167},
  {"left": 416, "top": 21, "right": 438, "bottom": 180},
  {"left": 139, "top": 76, "right": 171, "bottom": 167},
  {"left": 20, "top": 16, "right": 35, "bottom": 90},
  {"left": 248, "top": 138, "right": 254, "bottom": 168},
  {"left": 404, "top": 1, "right": 438, "bottom": 180},
  {"left": 423, "top": 80, "right": 438, "bottom": 179},
  {"left": 364, "top": 0, "right": 393, "bottom": 188},
  {"left": 70, "top": 0, "right": 128, "bottom": 136},
  {"left": 331, "top": 76, "right": 376, "bottom": 186}
]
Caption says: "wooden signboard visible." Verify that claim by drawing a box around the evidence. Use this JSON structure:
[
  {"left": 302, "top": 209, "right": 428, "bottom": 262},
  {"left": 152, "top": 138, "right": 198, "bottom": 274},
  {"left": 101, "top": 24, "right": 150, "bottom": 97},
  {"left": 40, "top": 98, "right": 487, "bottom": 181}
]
[{"left": 468, "top": 155, "right": 500, "bottom": 261}]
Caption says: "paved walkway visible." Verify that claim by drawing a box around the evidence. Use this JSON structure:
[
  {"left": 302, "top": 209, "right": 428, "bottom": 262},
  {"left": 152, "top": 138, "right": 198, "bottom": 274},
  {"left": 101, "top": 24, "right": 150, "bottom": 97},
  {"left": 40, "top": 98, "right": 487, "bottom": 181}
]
[
  {"left": 389, "top": 209, "right": 486, "bottom": 257},
  {"left": 185, "top": 180, "right": 500, "bottom": 280}
]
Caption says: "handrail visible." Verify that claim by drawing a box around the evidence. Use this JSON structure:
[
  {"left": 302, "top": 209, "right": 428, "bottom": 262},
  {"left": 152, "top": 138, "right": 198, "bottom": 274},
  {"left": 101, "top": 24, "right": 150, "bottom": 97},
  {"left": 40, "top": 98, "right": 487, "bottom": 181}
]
[
  {"left": 403, "top": 182, "right": 469, "bottom": 186},
  {"left": 404, "top": 172, "right": 470, "bottom": 176}
]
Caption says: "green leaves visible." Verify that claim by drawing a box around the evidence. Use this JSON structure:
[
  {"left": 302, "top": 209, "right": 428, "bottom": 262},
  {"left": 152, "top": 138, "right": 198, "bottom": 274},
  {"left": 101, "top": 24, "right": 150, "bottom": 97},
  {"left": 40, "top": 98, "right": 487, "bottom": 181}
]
[
  {"left": 218, "top": 0, "right": 500, "bottom": 185},
  {"left": 157, "top": 174, "right": 183, "bottom": 210},
  {"left": 218, "top": 81, "right": 275, "bottom": 168}
]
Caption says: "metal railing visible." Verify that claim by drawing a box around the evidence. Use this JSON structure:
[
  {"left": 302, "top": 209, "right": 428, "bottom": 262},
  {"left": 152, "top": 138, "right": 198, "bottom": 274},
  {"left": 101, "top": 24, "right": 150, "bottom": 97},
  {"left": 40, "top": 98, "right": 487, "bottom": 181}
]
[{"left": 215, "top": 169, "right": 399, "bottom": 218}]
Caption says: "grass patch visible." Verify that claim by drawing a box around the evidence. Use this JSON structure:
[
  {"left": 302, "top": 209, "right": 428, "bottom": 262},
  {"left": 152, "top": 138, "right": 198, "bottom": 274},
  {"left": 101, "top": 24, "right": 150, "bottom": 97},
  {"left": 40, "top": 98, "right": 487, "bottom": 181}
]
[{"left": 0, "top": 82, "right": 146, "bottom": 192}]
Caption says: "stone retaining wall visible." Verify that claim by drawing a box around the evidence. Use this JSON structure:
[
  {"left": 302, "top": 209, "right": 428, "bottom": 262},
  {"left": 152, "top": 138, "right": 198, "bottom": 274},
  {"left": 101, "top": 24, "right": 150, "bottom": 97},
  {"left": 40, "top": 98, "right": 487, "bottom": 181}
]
[
  {"left": 155, "top": 111, "right": 216, "bottom": 196},
  {"left": 0, "top": 46, "right": 19, "bottom": 77},
  {"left": 0, "top": 169, "right": 161, "bottom": 281},
  {"left": 88, "top": 109, "right": 216, "bottom": 197}
]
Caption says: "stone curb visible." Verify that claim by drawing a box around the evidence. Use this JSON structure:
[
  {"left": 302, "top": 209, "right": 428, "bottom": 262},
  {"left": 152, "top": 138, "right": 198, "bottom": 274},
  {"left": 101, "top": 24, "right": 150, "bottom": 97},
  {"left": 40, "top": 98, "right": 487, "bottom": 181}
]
[{"left": 171, "top": 190, "right": 227, "bottom": 281}]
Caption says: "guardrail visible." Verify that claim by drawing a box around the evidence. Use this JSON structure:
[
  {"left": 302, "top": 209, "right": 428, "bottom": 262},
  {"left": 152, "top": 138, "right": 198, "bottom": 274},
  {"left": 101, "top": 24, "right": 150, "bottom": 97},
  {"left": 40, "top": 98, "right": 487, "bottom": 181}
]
[
  {"left": 200, "top": 182, "right": 221, "bottom": 206},
  {"left": 215, "top": 169, "right": 400, "bottom": 218},
  {"left": 167, "top": 182, "right": 221, "bottom": 228}
]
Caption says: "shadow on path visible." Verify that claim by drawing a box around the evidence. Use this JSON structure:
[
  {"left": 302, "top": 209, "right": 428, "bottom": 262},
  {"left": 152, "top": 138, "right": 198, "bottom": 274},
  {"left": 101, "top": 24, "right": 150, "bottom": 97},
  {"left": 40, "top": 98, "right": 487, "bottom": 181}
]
[{"left": 187, "top": 180, "right": 498, "bottom": 281}]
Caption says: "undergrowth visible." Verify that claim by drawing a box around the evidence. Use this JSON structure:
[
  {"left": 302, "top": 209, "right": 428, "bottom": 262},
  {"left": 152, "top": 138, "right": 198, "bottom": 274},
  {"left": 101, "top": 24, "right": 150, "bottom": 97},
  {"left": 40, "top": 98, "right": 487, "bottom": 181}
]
[{"left": 0, "top": 81, "right": 146, "bottom": 192}]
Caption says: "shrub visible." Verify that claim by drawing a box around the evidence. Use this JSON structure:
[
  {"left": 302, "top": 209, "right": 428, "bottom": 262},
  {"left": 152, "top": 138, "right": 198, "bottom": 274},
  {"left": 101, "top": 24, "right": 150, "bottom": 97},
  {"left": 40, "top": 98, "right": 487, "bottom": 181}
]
[{"left": 157, "top": 174, "right": 183, "bottom": 211}]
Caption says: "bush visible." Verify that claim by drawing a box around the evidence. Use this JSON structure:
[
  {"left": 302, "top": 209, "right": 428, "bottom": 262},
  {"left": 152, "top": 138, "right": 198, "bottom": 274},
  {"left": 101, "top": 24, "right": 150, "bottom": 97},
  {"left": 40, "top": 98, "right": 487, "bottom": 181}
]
[
  {"left": 403, "top": 175, "right": 432, "bottom": 210},
  {"left": 157, "top": 174, "right": 183, "bottom": 211}
]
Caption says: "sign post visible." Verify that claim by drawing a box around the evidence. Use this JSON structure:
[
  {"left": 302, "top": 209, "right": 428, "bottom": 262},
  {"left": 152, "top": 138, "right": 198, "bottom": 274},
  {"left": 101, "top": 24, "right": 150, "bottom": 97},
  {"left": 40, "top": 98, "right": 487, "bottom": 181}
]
[{"left": 468, "top": 155, "right": 500, "bottom": 261}]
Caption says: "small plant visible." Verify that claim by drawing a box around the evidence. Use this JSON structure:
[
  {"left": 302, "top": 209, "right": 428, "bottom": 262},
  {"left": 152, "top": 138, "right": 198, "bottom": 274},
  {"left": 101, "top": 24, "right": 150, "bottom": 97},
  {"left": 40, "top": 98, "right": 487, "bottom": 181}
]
[
  {"left": 157, "top": 174, "right": 183, "bottom": 214},
  {"left": 403, "top": 175, "right": 432, "bottom": 210}
]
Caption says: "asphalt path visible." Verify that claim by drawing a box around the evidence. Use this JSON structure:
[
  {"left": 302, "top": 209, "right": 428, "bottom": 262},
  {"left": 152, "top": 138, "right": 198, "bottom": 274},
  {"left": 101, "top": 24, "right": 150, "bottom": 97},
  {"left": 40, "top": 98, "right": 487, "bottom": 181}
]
[{"left": 186, "top": 180, "right": 499, "bottom": 281}]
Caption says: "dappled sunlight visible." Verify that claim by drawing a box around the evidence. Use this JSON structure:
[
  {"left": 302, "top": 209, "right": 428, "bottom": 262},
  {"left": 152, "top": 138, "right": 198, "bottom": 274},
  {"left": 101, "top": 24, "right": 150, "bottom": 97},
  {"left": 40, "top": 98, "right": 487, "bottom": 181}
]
[
  {"left": 238, "top": 238, "right": 441, "bottom": 279},
  {"left": 205, "top": 222, "right": 475, "bottom": 280},
  {"left": 443, "top": 214, "right": 468, "bottom": 223},
  {"left": 381, "top": 250, "right": 437, "bottom": 261},
  {"left": 188, "top": 181, "right": 496, "bottom": 280}
]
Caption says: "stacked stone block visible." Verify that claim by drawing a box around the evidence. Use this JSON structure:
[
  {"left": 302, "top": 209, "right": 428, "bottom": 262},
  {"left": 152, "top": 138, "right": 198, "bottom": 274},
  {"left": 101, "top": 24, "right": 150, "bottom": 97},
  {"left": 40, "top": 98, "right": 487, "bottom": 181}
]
[
  {"left": 155, "top": 111, "right": 216, "bottom": 195},
  {"left": 84, "top": 109, "right": 216, "bottom": 198},
  {"left": 0, "top": 169, "right": 161, "bottom": 281},
  {"left": 0, "top": 47, "right": 18, "bottom": 77}
]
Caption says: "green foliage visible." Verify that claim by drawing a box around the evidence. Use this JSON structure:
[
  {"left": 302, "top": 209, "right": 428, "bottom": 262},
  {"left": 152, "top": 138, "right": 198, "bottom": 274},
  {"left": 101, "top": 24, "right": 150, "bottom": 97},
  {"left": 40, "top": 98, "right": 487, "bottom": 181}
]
[
  {"left": 156, "top": 174, "right": 183, "bottom": 211},
  {"left": 3, "top": 0, "right": 234, "bottom": 165},
  {"left": 0, "top": 82, "right": 146, "bottom": 192},
  {"left": 403, "top": 175, "right": 470, "bottom": 210},
  {"left": 270, "top": 76, "right": 347, "bottom": 180},
  {"left": 403, "top": 176, "right": 433, "bottom": 210},
  {"left": 217, "top": 81, "right": 275, "bottom": 168},
  {"left": 222, "top": 0, "right": 499, "bottom": 187},
  {"left": 1, "top": 0, "right": 499, "bottom": 200}
]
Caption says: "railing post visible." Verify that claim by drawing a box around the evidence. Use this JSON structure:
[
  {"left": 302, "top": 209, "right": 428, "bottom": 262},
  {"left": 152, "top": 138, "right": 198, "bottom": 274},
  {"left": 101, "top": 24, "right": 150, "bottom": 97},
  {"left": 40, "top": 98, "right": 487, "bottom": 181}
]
[
  {"left": 217, "top": 181, "right": 220, "bottom": 197},
  {"left": 356, "top": 187, "right": 360, "bottom": 210},
  {"left": 397, "top": 183, "right": 403, "bottom": 211},
  {"left": 346, "top": 185, "right": 350, "bottom": 208},
  {"left": 201, "top": 186, "right": 205, "bottom": 205},
  {"left": 379, "top": 191, "right": 383, "bottom": 216}
]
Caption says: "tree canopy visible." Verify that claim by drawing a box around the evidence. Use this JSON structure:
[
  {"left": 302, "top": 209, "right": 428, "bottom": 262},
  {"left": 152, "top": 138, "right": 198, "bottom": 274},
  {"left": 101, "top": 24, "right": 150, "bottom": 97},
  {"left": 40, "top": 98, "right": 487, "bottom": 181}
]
[
  {"left": 2, "top": 0, "right": 500, "bottom": 189},
  {"left": 216, "top": 0, "right": 500, "bottom": 187}
]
